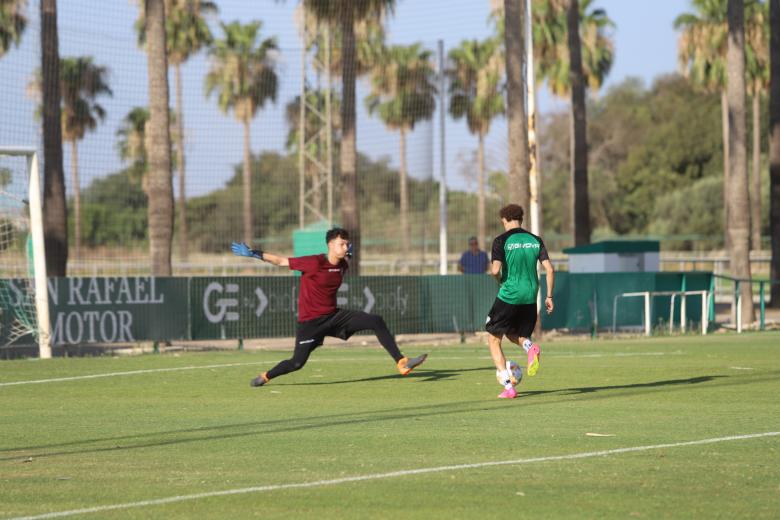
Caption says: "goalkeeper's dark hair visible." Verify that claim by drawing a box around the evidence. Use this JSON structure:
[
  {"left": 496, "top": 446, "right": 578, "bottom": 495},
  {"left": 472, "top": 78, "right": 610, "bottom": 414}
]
[
  {"left": 499, "top": 204, "right": 524, "bottom": 223},
  {"left": 326, "top": 227, "right": 350, "bottom": 243}
]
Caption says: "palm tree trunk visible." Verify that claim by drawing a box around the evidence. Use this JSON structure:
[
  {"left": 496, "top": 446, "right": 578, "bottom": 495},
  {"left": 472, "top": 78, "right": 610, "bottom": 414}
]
[
  {"left": 340, "top": 6, "right": 360, "bottom": 274},
  {"left": 567, "top": 0, "right": 590, "bottom": 246},
  {"left": 145, "top": 0, "right": 174, "bottom": 276},
  {"left": 726, "top": 0, "right": 754, "bottom": 325},
  {"left": 399, "top": 127, "right": 410, "bottom": 262},
  {"left": 40, "top": 0, "right": 67, "bottom": 276},
  {"left": 70, "top": 140, "right": 81, "bottom": 261},
  {"left": 750, "top": 93, "right": 762, "bottom": 251},
  {"left": 504, "top": 0, "right": 530, "bottom": 211},
  {"left": 175, "top": 62, "right": 188, "bottom": 261},
  {"left": 242, "top": 117, "right": 253, "bottom": 246},
  {"left": 721, "top": 90, "right": 730, "bottom": 250},
  {"left": 769, "top": 0, "right": 780, "bottom": 306},
  {"left": 478, "top": 131, "right": 486, "bottom": 251}
]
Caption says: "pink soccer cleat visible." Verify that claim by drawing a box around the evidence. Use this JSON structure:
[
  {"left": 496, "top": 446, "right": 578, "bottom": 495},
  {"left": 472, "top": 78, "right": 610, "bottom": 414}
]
[
  {"left": 497, "top": 387, "right": 518, "bottom": 399},
  {"left": 527, "top": 343, "right": 541, "bottom": 376}
]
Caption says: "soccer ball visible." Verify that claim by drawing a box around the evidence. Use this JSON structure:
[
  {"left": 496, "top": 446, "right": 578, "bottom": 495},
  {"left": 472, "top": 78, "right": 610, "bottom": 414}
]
[{"left": 495, "top": 360, "right": 523, "bottom": 386}]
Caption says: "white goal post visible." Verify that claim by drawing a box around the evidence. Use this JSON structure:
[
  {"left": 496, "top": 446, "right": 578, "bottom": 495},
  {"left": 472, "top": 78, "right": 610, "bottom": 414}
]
[{"left": 0, "top": 147, "right": 52, "bottom": 358}]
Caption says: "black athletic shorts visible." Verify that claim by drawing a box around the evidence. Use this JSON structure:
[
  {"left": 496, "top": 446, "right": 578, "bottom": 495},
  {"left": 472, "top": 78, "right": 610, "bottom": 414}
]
[
  {"left": 295, "top": 308, "right": 371, "bottom": 351},
  {"left": 485, "top": 298, "right": 537, "bottom": 338}
]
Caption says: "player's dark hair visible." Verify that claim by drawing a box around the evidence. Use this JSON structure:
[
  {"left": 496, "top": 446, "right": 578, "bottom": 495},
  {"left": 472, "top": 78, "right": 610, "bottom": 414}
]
[
  {"left": 325, "top": 227, "right": 350, "bottom": 243},
  {"left": 499, "top": 204, "right": 524, "bottom": 223}
]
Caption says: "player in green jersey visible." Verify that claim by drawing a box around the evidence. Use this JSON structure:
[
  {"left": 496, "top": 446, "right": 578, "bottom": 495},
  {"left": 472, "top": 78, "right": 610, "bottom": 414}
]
[{"left": 485, "top": 204, "right": 555, "bottom": 399}]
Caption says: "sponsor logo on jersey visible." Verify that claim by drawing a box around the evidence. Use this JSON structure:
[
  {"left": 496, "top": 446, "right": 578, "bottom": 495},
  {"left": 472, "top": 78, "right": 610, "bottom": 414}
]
[{"left": 506, "top": 242, "right": 540, "bottom": 251}]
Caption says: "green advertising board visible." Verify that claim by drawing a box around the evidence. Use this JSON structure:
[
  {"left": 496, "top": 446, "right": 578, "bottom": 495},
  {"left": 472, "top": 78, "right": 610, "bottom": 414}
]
[
  {"left": 0, "top": 272, "right": 715, "bottom": 346},
  {"left": 47, "top": 277, "right": 189, "bottom": 344}
]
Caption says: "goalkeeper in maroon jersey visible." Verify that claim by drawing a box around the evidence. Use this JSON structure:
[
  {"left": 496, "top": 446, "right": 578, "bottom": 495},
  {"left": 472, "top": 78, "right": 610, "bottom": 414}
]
[{"left": 231, "top": 227, "right": 427, "bottom": 387}]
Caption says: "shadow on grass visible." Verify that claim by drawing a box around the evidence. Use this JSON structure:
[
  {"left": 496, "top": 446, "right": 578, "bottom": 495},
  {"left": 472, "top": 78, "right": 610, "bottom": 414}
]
[
  {"left": 518, "top": 375, "right": 727, "bottom": 397},
  {"left": 4, "top": 371, "right": 774, "bottom": 463},
  {"left": 281, "top": 367, "right": 492, "bottom": 385}
]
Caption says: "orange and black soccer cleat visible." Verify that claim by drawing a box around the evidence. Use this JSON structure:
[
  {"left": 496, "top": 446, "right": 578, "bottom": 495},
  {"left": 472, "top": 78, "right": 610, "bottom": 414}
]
[{"left": 397, "top": 354, "right": 428, "bottom": 376}]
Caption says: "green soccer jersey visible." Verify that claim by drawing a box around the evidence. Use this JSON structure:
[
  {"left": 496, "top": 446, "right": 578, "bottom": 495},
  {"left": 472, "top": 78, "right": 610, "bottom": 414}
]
[{"left": 490, "top": 228, "right": 549, "bottom": 305}]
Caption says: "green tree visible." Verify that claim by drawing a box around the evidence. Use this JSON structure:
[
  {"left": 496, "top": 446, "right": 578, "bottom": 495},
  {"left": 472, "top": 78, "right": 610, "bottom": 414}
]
[
  {"left": 144, "top": 0, "right": 175, "bottom": 276},
  {"left": 205, "top": 20, "right": 278, "bottom": 246},
  {"left": 447, "top": 38, "right": 505, "bottom": 248},
  {"left": 366, "top": 43, "right": 436, "bottom": 258},
  {"left": 81, "top": 169, "right": 148, "bottom": 247},
  {"left": 0, "top": 0, "right": 25, "bottom": 57},
  {"left": 136, "top": 0, "right": 217, "bottom": 261},
  {"left": 302, "top": 0, "right": 396, "bottom": 274}
]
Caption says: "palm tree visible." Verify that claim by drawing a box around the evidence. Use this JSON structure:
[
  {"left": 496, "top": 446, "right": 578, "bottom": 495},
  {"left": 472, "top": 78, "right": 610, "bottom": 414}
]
[
  {"left": 496, "top": 0, "right": 613, "bottom": 243},
  {"left": 565, "top": 0, "right": 590, "bottom": 245},
  {"left": 0, "top": 0, "right": 26, "bottom": 57},
  {"left": 676, "top": 0, "right": 730, "bottom": 249},
  {"left": 503, "top": 0, "right": 530, "bottom": 216},
  {"left": 726, "top": 0, "right": 755, "bottom": 326},
  {"left": 296, "top": 4, "right": 384, "bottom": 80},
  {"left": 366, "top": 43, "right": 436, "bottom": 259},
  {"left": 144, "top": 0, "right": 174, "bottom": 276},
  {"left": 447, "top": 38, "right": 505, "bottom": 249},
  {"left": 745, "top": 2, "right": 769, "bottom": 250},
  {"left": 29, "top": 58, "right": 112, "bottom": 259},
  {"left": 39, "top": 57, "right": 111, "bottom": 260},
  {"left": 39, "top": 0, "right": 67, "bottom": 276},
  {"left": 205, "top": 20, "right": 278, "bottom": 246},
  {"left": 676, "top": 0, "right": 767, "bottom": 252},
  {"left": 117, "top": 107, "right": 151, "bottom": 175},
  {"left": 531, "top": 0, "right": 614, "bottom": 96},
  {"left": 534, "top": 0, "right": 613, "bottom": 245},
  {"left": 116, "top": 106, "right": 178, "bottom": 193},
  {"left": 136, "top": 0, "right": 217, "bottom": 261},
  {"left": 302, "top": 0, "right": 396, "bottom": 274},
  {"left": 769, "top": 0, "right": 780, "bottom": 306}
]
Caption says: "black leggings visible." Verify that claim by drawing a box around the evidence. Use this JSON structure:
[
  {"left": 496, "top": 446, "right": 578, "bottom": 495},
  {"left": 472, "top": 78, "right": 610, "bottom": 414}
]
[{"left": 265, "top": 310, "right": 403, "bottom": 380}]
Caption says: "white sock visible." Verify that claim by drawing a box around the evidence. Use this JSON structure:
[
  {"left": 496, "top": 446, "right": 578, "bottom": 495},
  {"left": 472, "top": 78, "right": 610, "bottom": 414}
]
[
  {"left": 522, "top": 339, "right": 532, "bottom": 353},
  {"left": 499, "top": 369, "right": 513, "bottom": 389}
]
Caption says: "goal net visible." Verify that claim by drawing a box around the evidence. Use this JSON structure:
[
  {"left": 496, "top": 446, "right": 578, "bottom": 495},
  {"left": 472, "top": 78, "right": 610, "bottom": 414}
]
[{"left": 0, "top": 148, "right": 51, "bottom": 358}]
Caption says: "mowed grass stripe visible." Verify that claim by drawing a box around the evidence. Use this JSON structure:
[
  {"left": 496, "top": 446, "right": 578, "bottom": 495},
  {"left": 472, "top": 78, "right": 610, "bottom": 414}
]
[
  {"left": 0, "top": 350, "right": 687, "bottom": 387},
  {"left": 7, "top": 431, "right": 779, "bottom": 520}
]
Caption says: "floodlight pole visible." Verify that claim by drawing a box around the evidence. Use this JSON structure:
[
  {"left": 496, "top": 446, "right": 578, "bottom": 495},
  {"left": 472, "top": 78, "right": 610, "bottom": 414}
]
[
  {"left": 438, "top": 39, "right": 448, "bottom": 276},
  {"left": 298, "top": 43, "right": 306, "bottom": 229},
  {"left": 526, "top": 0, "right": 540, "bottom": 237},
  {"left": 526, "top": 0, "right": 544, "bottom": 327}
]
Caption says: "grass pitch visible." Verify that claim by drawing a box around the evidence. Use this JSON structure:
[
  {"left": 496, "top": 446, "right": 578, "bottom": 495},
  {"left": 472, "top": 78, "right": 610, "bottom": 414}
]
[{"left": 1, "top": 333, "right": 779, "bottom": 519}]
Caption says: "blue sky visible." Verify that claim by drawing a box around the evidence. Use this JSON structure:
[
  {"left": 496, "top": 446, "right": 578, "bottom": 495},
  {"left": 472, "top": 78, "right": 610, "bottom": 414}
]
[{"left": 0, "top": 0, "right": 687, "bottom": 198}]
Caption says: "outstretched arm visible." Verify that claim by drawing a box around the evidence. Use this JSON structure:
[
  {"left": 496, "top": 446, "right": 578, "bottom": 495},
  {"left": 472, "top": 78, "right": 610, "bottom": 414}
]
[
  {"left": 260, "top": 252, "right": 289, "bottom": 267},
  {"left": 231, "top": 242, "right": 289, "bottom": 267}
]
